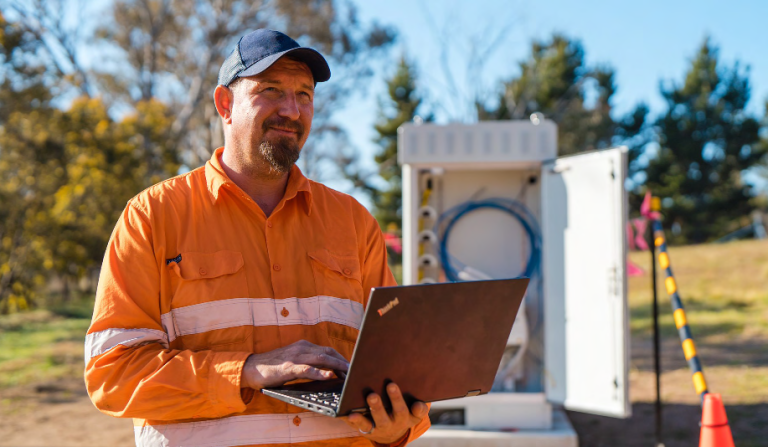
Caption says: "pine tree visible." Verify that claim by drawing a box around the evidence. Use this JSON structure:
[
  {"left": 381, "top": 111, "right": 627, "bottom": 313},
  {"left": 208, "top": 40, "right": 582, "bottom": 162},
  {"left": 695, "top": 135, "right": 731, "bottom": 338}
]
[
  {"left": 372, "top": 57, "right": 426, "bottom": 228},
  {"left": 479, "top": 34, "right": 647, "bottom": 162},
  {"left": 644, "top": 39, "right": 766, "bottom": 244},
  {"left": 345, "top": 57, "right": 428, "bottom": 266}
]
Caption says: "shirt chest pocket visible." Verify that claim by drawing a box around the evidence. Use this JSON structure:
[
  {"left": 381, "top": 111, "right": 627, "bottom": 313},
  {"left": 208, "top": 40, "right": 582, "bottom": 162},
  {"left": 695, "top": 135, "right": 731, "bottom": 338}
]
[
  {"left": 167, "top": 251, "right": 250, "bottom": 350},
  {"left": 308, "top": 249, "right": 364, "bottom": 303}
]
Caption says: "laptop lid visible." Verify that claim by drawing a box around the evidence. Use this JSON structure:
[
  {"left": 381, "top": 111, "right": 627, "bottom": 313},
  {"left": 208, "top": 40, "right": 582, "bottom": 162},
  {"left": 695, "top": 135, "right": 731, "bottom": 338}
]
[{"left": 336, "top": 278, "right": 529, "bottom": 415}]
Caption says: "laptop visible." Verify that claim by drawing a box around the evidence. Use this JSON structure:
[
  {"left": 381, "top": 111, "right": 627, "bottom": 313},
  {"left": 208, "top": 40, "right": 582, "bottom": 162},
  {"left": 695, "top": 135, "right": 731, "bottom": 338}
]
[{"left": 262, "top": 278, "right": 529, "bottom": 417}]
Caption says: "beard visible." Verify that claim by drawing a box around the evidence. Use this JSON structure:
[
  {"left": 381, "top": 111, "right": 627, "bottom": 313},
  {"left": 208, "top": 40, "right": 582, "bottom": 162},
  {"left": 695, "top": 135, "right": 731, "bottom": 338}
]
[{"left": 259, "top": 116, "right": 303, "bottom": 174}]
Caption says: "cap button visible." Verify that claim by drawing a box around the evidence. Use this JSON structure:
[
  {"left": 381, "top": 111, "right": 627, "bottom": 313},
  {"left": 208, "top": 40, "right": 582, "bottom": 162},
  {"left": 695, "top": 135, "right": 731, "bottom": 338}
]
[{"left": 199, "top": 268, "right": 207, "bottom": 276}]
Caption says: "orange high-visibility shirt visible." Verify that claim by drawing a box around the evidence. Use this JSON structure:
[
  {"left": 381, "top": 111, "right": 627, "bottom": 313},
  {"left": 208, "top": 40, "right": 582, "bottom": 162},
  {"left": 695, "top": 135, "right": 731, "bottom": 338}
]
[{"left": 84, "top": 147, "right": 430, "bottom": 446}]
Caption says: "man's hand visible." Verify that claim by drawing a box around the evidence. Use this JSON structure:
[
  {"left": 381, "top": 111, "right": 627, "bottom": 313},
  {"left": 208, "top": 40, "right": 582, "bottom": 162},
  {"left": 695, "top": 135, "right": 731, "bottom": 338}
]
[
  {"left": 241, "top": 340, "right": 349, "bottom": 390},
  {"left": 342, "top": 382, "right": 428, "bottom": 445}
]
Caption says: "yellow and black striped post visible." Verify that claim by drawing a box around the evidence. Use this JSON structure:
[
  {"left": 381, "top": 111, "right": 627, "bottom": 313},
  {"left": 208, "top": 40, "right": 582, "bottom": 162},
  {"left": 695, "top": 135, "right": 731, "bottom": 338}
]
[{"left": 650, "top": 215, "right": 709, "bottom": 401}]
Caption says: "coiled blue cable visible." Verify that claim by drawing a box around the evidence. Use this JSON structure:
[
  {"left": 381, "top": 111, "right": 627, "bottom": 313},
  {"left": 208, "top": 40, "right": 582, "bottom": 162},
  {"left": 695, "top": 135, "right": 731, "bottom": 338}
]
[{"left": 437, "top": 198, "right": 542, "bottom": 281}]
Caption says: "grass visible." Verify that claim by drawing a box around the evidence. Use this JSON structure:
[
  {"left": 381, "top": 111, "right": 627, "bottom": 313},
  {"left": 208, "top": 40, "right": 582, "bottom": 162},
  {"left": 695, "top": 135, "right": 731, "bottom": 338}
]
[
  {"left": 628, "top": 238, "right": 768, "bottom": 342},
  {"left": 0, "top": 297, "right": 93, "bottom": 389}
]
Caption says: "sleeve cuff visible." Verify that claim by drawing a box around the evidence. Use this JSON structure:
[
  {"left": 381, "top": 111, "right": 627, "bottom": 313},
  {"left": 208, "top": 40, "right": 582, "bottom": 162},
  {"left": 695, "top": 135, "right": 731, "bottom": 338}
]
[
  {"left": 208, "top": 351, "right": 252, "bottom": 417},
  {"left": 372, "top": 429, "right": 410, "bottom": 447}
]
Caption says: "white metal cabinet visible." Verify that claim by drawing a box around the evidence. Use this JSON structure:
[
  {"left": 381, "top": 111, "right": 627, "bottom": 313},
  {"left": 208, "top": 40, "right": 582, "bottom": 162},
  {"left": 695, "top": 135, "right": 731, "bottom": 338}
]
[
  {"left": 399, "top": 121, "right": 631, "bottom": 426},
  {"left": 542, "top": 148, "right": 631, "bottom": 418}
]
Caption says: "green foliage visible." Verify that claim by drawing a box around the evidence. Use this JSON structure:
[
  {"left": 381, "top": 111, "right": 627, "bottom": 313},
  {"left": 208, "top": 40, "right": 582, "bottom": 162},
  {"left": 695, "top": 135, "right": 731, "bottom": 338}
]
[
  {"left": 479, "top": 34, "right": 648, "bottom": 162},
  {"left": 345, "top": 57, "right": 428, "bottom": 265},
  {"left": 644, "top": 39, "right": 766, "bottom": 244},
  {"left": 0, "top": 94, "right": 178, "bottom": 312},
  {"left": 372, "top": 58, "right": 426, "bottom": 228},
  {"left": 0, "top": 0, "right": 391, "bottom": 313},
  {"left": 0, "top": 11, "right": 179, "bottom": 312}
]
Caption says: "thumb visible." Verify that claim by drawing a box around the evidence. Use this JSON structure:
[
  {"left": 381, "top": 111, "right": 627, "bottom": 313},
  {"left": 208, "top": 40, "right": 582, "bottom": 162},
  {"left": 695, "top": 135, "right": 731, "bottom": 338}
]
[{"left": 411, "top": 401, "right": 428, "bottom": 418}]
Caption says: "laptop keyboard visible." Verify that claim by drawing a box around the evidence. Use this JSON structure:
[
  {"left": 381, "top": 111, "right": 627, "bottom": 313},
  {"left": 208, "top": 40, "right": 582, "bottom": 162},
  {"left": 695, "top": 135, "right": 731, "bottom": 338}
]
[{"left": 301, "top": 391, "right": 341, "bottom": 409}]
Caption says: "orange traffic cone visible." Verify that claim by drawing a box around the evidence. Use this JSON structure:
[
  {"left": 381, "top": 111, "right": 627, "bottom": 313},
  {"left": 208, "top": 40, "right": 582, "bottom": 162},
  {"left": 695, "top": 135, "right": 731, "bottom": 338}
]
[{"left": 699, "top": 393, "right": 735, "bottom": 447}]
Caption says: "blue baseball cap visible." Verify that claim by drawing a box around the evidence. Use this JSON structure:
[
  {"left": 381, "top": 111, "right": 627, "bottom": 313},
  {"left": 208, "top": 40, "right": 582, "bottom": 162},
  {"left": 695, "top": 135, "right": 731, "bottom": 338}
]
[{"left": 218, "top": 29, "right": 331, "bottom": 87}]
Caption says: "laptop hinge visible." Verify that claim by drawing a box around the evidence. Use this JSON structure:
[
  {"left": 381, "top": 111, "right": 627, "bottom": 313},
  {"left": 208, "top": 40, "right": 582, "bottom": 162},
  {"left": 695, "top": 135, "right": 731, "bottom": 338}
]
[{"left": 465, "top": 389, "right": 482, "bottom": 397}]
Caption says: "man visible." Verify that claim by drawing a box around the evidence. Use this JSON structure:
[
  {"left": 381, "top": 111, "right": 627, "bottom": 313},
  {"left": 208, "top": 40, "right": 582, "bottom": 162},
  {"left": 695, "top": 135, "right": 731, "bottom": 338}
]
[{"left": 84, "top": 29, "right": 430, "bottom": 446}]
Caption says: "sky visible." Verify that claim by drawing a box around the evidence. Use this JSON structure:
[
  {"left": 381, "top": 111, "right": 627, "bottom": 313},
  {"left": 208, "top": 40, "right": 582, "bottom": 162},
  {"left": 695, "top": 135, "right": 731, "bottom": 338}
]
[
  {"left": 53, "top": 0, "right": 768, "bottom": 196},
  {"left": 331, "top": 0, "right": 768, "bottom": 194}
]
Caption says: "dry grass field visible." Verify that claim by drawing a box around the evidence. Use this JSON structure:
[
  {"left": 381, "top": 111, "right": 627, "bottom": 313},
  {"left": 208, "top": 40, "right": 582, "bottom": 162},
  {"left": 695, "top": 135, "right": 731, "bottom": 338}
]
[
  {"left": 571, "top": 238, "right": 768, "bottom": 446},
  {"left": 1, "top": 239, "right": 767, "bottom": 446}
]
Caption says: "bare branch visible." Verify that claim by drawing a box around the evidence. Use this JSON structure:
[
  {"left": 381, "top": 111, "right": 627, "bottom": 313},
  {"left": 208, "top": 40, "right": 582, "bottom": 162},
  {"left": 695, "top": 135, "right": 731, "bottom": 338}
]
[{"left": 8, "top": 0, "right": 93, "bottom": 96}]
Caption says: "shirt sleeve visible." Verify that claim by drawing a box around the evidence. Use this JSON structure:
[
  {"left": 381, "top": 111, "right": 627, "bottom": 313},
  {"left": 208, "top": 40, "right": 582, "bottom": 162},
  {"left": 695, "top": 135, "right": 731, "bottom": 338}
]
[{"left": 84, "top": 201, "right": 250, "bottom": 420}]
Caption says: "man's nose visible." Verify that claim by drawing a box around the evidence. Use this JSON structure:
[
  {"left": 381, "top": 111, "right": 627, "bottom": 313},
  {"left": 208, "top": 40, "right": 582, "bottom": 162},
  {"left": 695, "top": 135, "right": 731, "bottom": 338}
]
[{"left": 276, "top": 91, "right": 301, "bottom": 121}]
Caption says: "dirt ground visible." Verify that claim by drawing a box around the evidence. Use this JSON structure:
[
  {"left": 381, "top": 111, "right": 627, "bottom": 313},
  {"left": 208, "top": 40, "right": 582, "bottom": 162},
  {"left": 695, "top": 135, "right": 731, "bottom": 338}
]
[
  {"left": 0, "top": 378, "right": 134, "bottom": 447},
  {"left": 568, "top": 335, "right": 768, "bottom": 447},
  {"left": 2, "top": 335, "right": 766, "bottom": 447}
]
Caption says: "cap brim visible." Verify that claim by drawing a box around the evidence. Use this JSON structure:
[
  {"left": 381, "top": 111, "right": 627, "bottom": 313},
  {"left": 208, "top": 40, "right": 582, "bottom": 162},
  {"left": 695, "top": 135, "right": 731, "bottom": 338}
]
[{"left": 237, "top": 47, "right": 331, "bottom": 83}]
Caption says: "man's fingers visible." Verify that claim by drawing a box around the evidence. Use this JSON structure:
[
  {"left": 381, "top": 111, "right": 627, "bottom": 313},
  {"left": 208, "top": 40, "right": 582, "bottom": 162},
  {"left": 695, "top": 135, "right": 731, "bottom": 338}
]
[
  {"left": 298, "top": 352, "right": 349, "bottom": 371},
  {"left": 366, "top": 393, "right": 392, "bottom": 429},
  {"left": 291, "top": 364, "right": 334, "bottom": 381},
  {"left": 290, "top": 340, "right": 347, "bottom": 365},
  {"left": 342, "top": 413, "right": 373, "bottom": 432},
  {"left": 385, "top": 383, "right": 410, "bottom": 425},
  {"left": 410, "top": 401, "right": 428, "bottom": 419},
  {"left": 321, "top": 345, "right": 350, "bottom": 364}
]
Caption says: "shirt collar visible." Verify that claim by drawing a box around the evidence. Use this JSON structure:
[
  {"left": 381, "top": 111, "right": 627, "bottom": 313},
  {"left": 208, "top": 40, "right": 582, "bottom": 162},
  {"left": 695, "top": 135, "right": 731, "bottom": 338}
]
[{"left": 205, "top": 147, "right": 313, "bottom": 215}]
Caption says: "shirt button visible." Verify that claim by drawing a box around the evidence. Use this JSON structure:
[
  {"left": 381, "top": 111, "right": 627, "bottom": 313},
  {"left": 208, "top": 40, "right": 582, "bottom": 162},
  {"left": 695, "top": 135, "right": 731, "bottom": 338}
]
[
  {"left": 343, "top": 268, "right": 352, "bottom": 276},
  {"left": 273, "top": 264, "right": 281, "bottom": 271},
  {"left": 281, "top": 308, "right": 289, "bottom": 317},
  {"left": 199, "top": 268, "right": 207, "bottom": 276},
  {"left": 267, "top": 221, "right": 273, "bottom": 228},
  {"left": 293, "top": 415, "right": 301, "bottom": 426}
]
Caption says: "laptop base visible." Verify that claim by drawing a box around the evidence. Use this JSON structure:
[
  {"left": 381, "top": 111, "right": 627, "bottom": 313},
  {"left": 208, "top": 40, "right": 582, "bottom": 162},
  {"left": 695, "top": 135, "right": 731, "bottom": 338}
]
[{"left": 263, "top": 379, "right": 351, "bottom": 417}]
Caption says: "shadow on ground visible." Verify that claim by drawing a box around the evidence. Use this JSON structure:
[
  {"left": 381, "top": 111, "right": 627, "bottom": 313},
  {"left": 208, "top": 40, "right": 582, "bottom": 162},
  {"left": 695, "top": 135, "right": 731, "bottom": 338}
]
[{"left": 568, "top": 402, "right": 767, "bottom": 447}]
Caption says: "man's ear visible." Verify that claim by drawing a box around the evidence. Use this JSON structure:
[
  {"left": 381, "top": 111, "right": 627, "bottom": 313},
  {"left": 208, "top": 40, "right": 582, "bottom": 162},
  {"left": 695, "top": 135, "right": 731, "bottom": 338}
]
[{"left": 213, "top": 85, "right": 234, "bottom": 124}]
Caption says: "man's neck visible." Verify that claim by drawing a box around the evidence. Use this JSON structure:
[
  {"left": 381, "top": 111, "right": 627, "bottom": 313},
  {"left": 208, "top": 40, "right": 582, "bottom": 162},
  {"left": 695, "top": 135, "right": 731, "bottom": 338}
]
[{"left": 219, "top": 148, "right": 290, "bottom": 218}]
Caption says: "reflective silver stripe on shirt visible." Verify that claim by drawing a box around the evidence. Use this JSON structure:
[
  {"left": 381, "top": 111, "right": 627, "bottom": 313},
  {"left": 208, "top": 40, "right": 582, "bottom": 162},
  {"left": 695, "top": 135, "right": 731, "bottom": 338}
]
[
  {"left": 84, "top": 328, "right": 168, "bottom": 364},
  {"left": 162, "top": 296, "right": 364, "bottom": 343},
  {"left": 134, "top": 412, "right": 360, "bottom": 447}
]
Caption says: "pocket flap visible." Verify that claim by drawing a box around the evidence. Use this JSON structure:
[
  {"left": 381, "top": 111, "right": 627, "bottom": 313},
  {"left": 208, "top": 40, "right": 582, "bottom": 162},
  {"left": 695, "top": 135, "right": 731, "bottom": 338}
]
[
  {"left": 308, "top": 249, "right": 361, "bottom": 283},
  {"left": 168, "top": 251, "right": 244, "bottom": 280}
]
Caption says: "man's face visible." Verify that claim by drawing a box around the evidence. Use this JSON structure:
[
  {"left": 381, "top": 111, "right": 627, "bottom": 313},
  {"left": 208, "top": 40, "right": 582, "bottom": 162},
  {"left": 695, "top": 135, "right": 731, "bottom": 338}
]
[{"left": 228, "top": 57, "right": 314, "bottom": 175}]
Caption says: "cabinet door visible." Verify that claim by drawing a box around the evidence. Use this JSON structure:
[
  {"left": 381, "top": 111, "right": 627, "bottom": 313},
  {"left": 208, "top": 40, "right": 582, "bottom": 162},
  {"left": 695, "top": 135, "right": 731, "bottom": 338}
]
[{"left": 542, "top": 147, "right": 630, "bottom": 418}]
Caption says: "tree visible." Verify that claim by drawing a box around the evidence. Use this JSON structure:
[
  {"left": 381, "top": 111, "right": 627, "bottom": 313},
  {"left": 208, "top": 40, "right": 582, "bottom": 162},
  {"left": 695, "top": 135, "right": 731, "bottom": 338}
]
[
  {"left": 0, "top": 0, "right": 396, "bottom": 312},
  {"left": 372, "top": 58, "right": 427, "bottom": 227},
  {"left": 479, "top": 34, "right": 648, "bottom": 163},
  {"left": 0, "top": 10, "right": 61, "bottom": 312},
  {"left": 0, "top": 5, "right": 180, "bottom": 311},
  {"left": 341, "top": 57, "right": 428, "bottom": 265},
  {"left": 92, "top": 0, "right": 395, "bottom": 178},
  {"left": 644, "top": 39, "right": 766, "bottom": 244}
]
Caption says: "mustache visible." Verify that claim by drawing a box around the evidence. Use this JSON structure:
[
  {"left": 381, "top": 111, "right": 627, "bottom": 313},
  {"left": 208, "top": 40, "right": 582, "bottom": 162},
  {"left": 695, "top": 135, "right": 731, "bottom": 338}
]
[{"left": 262, "top": 116, "right": 304, "bottom": 136}]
